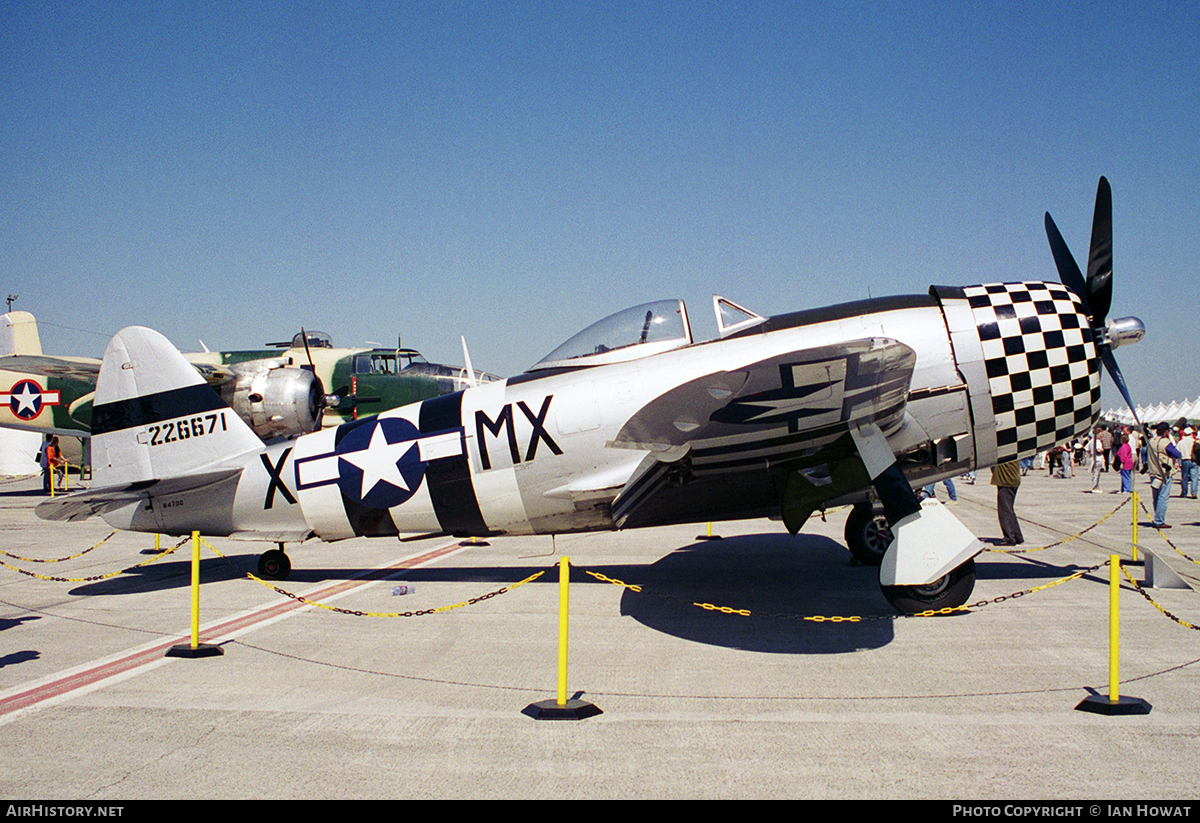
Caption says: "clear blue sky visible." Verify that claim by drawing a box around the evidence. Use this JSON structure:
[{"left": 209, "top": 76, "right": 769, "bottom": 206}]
[{"left": 3, "top": 1, "right": 1197, "bottom": 409}]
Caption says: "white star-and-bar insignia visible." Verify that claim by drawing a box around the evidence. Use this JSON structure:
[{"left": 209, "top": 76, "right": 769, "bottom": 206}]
[
  {"left": 294, "top": 418, "right": 466, "bottom": 510},
  {"left": 1, "top": 380, "right": 62, "bottom": 421},
  {"left": 339, "top": 423, "right": 419, "bottom": 500}
]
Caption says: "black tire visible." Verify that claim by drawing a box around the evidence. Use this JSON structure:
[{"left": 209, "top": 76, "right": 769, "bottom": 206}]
[
  {"left": 844, "top": 503, "right": 893, "bottom": 566},
  {"left": 880, "top": 558, "right": 976, "bottom": 614},
  {"left": 257, "top": 549, "right": 291, "bottom": 580}
]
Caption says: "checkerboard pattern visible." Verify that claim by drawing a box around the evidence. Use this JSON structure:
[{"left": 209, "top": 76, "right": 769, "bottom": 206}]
[{"left": 963, "top": 281, "right": 1101, "bottom": 463}]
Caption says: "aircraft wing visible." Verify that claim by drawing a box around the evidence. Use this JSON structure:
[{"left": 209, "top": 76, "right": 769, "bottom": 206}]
[
  {"left": 34, "top": 469, "right": 244, "bottom": 523},
  {"left": 1, "top": 354, "right": 235, "bottom": 386},
  {"left": 0, "top": 354, "right": 101, "bottom": 381},
  {"left": 609, "top": 337, "right": 916, "bottom": 528}
]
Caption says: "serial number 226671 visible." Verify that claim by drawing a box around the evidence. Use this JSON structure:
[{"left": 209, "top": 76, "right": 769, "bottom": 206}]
[{"left": 142, "top": 412, "right": 228, "bottom": 447}]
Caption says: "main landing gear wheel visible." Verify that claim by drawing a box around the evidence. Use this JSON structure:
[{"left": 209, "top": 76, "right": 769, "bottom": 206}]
[
  {"left": 880, "top": 558, "right": 976, "bottom": 615},
  {"left": 257, "top": 549, "right": 291, "bottom": 580},
  {"left": 844, "top": 503, "right": 893, "bottom": 566}
]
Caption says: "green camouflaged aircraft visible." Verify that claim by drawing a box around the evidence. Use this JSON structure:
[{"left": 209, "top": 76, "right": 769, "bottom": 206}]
[{"left": 1, "top": 312, "right": 498, "bottom": 443}]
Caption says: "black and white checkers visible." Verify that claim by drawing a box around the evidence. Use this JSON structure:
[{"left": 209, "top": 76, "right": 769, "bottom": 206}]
[{"left": 963, "top": 282, "right": 1101, "bottom": 463}]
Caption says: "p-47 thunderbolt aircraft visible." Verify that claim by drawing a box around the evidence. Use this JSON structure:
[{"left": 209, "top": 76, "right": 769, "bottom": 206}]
[{"left": 39, "top": 179, "right": 1144, "bottom": 612}]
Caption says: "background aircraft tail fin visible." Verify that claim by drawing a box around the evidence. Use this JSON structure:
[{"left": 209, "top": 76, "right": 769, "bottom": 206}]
[
  {"left": 1, "top": 311, "right": 44, "bottom": 356},
  {"left": 90, "top": 326, "right": 264, "bottom": 486}
]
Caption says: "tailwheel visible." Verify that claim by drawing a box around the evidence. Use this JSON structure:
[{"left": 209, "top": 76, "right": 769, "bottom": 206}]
[
  {"left": 844, "top": 503, "right": 893, "bottom": 566},
  {"left": 880, "top": 558, "right": 975, "bottom": 615},
  {"left": 257, "top": 547, "right": 291, "bottom": 580}
]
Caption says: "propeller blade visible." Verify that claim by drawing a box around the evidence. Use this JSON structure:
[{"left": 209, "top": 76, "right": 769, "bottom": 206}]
[
  {"left": 1044, "top": 212, "right": 1088, "bottom": 307},
  {"left": 1086, "top": 176, "right": 1113, "bottom": 326},
  {"left": 300, "top": 327, "right": 315, "bottom": 370},
  {"left": 1101, "top": 348, "right": 1142, "bottom": 431}
]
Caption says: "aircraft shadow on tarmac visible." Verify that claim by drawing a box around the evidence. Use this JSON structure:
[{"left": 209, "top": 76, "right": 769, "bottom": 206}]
[
  {"left": 596, "top": 532, "right": 898, "bottom": 654},
  {"left": 69, "top": 532, "right": 906, "bottom": 654},
  {"left": 64, "top": 531, "right": 1089, "bottom": 655},
  {"left": 575, "top": 533, "right": 1100, "bottom": 654}
]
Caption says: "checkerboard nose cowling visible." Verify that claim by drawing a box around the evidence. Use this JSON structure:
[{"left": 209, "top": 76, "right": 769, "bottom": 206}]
[{"left": 963, "top": 281, "right": 1101, "bottom": 464}]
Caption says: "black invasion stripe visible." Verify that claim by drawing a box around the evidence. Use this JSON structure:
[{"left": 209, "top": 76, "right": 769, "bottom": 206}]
[
  {"left": 418, "top": 393, "right": 490, "bottom": 537},
  {"left": 91, "top": 384, "right": 227, "bottom": 435},
  {"left": 613, "top": 460, "right": 668, "bottom": 516},
  {"left": 612, "top": 461, "right": 669, "bottom": 525},
  {"left": 692, "top": 445, "right": 839, "bottom": 474},
  {"left": 613, "top": 402, "right": 905, "bottom": 522},
  {"left": 342, "top": 495, "right": 401, "bottom": 538}
]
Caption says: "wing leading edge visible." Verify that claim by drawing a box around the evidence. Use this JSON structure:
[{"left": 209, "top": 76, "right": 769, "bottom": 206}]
[{"left": 609, "top": 338, "right": 916, "bottom": 529}]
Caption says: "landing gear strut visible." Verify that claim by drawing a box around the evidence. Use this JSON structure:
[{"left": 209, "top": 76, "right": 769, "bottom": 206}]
[{"left": 257, "top": 544, "right": 291, "bottom": 580}]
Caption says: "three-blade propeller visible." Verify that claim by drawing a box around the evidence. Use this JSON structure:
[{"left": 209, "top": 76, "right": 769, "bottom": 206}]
[{"left": 1043, "top": 176, "right": 1141, "bottom": 428}]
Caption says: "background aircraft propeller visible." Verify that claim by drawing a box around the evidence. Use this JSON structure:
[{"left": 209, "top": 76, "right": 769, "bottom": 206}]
[{"left": 1043, "top": 176, "right": 1143, "bottom": 428}]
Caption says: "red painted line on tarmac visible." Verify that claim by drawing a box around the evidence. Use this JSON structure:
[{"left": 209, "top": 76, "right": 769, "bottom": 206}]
[{"left": 0, "top": 542, "right": 463, "bottom": 719}]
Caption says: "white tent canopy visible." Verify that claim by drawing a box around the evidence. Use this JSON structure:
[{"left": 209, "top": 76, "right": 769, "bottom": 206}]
[{"left": 1102, "top": 398, "right": 1200, "bottom": 426}]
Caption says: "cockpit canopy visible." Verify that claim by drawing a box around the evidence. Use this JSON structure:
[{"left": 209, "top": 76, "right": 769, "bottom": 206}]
[
  {"left": 292, "top": 330, "right": 333, "bottom": 349},
  {"left": 529, "top": 299, "right": 693, "bottom": 371}
]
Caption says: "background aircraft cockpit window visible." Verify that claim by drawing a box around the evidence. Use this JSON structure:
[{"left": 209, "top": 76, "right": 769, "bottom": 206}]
[
  {"left": 354, "top": 351, "right": 431, "bottom": 375},
  {"left": 354, "top": 353, "right": 398, "bottom": 375},
  {"left": 397, "top": 351, "right": 428, "bottom": 370},
  {"left": 530, "top": 299, "right": 692, "bottom": 371},
  {"left": 291, "top": 330, "right": 333, "bottom": 349}
]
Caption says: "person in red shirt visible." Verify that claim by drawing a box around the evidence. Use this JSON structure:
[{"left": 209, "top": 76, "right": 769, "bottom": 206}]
[{"left": 43, "top": 435, "right": 66, "bottom": 493}]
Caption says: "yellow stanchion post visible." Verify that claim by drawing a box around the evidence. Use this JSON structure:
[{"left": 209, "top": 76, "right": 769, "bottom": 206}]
[
  {"left": 696, "top": 520, "right": 722, "bottom": 540},
  {"left": 1109, "top": 555, "right": 1120, "bottom": 703},
  {"left": 47, "top": 462, "right": 67, "bottom": 496},
  {"left": 166, "top": 531, "right": 223, "bottom": 659},
  {"left": 1130, "top": 490, "right": 1139, "bottom": 563},
  {"left": 140, "top": 533, "right": 163, "bottom": 557},
  {"left": 524, "top": 555, "right": 601, "bottom": 720},
  {"left": 557, "top": 556, "right": 570, "bottom": 706},
  {"left": 1076, "top": 555, "right": 1150, "bottom": 715}
]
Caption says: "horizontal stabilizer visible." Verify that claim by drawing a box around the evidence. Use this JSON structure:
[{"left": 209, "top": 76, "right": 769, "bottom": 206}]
[{"left": 35, "top": 468, "right": 244, "bottom": 523}]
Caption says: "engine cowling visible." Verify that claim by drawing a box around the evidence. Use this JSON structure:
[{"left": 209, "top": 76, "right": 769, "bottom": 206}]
[{"left": 219, "top": 363, "right": 325, "bottom": 440}]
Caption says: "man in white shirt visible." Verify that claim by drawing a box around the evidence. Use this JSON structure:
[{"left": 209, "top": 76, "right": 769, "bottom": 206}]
[{"left": 1179, "top": 426, "right": 1197, "bottom": 499}]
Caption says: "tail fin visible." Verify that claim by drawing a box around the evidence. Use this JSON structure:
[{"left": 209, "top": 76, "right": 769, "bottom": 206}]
[
  {"left": 0, "top": 311, "right": 43, "bottom": 356},
  {"left": 90, "top": 327, "right": 264, "bottom": 486}
]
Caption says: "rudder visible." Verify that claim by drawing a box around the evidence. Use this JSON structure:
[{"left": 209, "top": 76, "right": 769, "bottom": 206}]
[
  {"left": 0, "top": 311, "right": 43, "bottom": 356},
  {"left": 90, "top": 327, "right": 264, "bottom": 485}
]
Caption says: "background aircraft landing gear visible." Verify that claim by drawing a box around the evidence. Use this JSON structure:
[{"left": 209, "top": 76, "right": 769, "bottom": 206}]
[
  {"left": 880, "top": 558, "right": 975, "bottom": 614},
  {"left": 257, "top": 545, "right": 291, "bottom": 580},
  {"left": 844, "top": 503, "right": 892, "bottom": 566}
]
